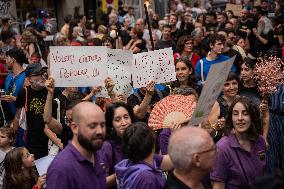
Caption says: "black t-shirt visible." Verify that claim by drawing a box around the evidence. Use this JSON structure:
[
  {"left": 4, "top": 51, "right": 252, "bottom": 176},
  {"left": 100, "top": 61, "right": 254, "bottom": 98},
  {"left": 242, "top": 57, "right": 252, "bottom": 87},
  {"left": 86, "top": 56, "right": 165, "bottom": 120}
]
[
  {"left": 127, "top": 89, "right": 169, "bottom": 122},
  {"left": 164, "top": 172, "right": 192, "bottom": 189},
  {"left": 51, "top": 93, "right": 73, "bottom": 147},
  {"left": 222, "top": 48, "right": 244, "bottom": 74},
  {"left": 237, "top": 19, "right": 256, "bottom": 53},
  {"left": 156, "top": 40, "right": 177, "bottom": 53},
  {"left": 16, "top": 86, "right": 48, "bottom": 158},
  {"left": 238, "top": 82, "right": 261, "bottom": 106},
  {"left": 165, "top": 172, "right": 212, "bottom": 189},
  {"left": 254, "top": 30, "right": 275, "bottom": 56},
  {"left": 135, "top": 40, "right": 147, "bottom": 53}
]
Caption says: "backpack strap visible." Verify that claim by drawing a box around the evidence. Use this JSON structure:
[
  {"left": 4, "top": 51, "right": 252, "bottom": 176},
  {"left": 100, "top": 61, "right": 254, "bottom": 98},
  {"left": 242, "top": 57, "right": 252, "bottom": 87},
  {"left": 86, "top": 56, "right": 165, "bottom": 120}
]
[
  {"left": 200, "top": 59, "right": 205, "bottom": 83},
  {"left": 54, "top": 98, "right": 60, "bottom": 122},
  {"left": 25, "top": 87, "right": 28, "bottom": 112}
]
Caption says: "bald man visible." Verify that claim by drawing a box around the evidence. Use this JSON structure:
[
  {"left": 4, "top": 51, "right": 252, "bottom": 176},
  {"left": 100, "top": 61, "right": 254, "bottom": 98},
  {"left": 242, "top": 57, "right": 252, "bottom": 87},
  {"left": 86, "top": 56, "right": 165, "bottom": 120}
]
[
  {"left": 165, "top": 127, "right": 216, "bottom": 189},
  {"left": 135, "top": 18, "right": 149, "bottom": 40},
  {"left": 47, "top": 101, "right": 107, "bottom": 189}
]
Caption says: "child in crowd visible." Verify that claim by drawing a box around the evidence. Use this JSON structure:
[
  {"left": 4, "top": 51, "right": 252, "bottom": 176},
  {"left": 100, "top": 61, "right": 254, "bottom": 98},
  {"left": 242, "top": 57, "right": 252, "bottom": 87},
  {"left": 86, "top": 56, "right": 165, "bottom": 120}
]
[
  {"left": 0, "top": 127, "right": 15, "bottom": 189},
  {"left": 3, "top": 147, "right": 46, "bottom": 189}
]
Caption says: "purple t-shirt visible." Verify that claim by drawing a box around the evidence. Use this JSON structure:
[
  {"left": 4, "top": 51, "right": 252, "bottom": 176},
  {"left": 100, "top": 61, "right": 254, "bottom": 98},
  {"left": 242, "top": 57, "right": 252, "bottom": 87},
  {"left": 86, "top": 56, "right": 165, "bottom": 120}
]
[
  {"left": 98, "top": 140, "right": 124, "bottom": 175},
  {"left": 159, "top": 128, "right": 172, "bottom": 155},
  {"left": 210, "top": 134, "right": 266, "bottom": 189},
  {"left": 47, "top": 143, "right": 107, "bottom": 189},
  {"left": 115, "top": 154, "right": 166, "bottom": 189}
]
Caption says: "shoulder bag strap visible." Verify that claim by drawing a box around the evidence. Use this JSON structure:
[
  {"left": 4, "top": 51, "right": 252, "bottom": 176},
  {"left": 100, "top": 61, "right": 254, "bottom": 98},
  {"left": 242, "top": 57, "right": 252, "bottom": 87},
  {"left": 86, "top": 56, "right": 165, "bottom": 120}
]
[
  {"left": 200, "top": 59, "right": 205, "bottom": 83},
  {"left": 54, "top": 98, "right": 60, "bottom": 122}
]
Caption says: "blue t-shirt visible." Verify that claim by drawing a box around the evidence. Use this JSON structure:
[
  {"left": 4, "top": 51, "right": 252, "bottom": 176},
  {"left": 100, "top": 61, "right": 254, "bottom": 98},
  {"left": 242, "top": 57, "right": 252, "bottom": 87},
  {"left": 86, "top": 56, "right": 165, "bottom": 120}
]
[
  {"left": 195, "top": 55, "right": 236, "bottom": 81},
  {"left": 4, "top": 71, "right": 26, "bottom": 116}
]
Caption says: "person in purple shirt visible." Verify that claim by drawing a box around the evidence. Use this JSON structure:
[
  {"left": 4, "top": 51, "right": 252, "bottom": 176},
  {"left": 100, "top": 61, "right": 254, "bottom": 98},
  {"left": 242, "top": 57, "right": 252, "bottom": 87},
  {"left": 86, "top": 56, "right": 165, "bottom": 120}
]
[
  {"left": 46, "top": 101, "right": 107, "bottom": 189},
  {"left": 115, "top": 122, "right": 173, "bottom": 189},
  {"left": 99, "top": 102, "right": 137, "bottom": 187},
  {"left": 211, "top": 97, "right": 267, "bottom": 189}
]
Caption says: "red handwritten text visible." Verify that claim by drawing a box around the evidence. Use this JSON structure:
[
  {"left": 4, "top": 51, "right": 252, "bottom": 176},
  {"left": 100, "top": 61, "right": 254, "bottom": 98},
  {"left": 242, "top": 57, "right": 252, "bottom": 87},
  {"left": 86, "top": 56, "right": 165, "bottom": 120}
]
[
  {"left": 60, "top": 68, "right": 89, "bottom": 79},
  {"left": 79, "top": 54, "right": 102, "bottom": 64},
  {"left": 52, "top": 51, "right": 75, "bottom": 64}
]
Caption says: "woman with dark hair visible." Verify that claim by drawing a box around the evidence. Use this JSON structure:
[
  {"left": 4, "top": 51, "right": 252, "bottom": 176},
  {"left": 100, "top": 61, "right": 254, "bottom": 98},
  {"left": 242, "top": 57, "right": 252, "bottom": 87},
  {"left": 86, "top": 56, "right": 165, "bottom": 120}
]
[
  {"left": 170, "top": 56, "right": 198, "bottom": 93},
  {"left": 173, "top": 35, "right": 200, "bottom": 68},
  {"left": 211, "top": 97, "right": 266, "bottom": 189},
  {"left": 208, "top": 72, "right": 239, "bottom": 142},
  {"left": 115, "top": 122, "right": 173, "bottom": 189},
  {"left": 239, "top": 58, "right": 261, "bottom": 106},
  {"left": 103, "top": 36, "right": 115, "bottom": 49},
  {"left": 99, "top": 102, "right": 136, "bottom": 187},
  {"left": 125, "top": 28, "right": 146, "bottom": 53}
]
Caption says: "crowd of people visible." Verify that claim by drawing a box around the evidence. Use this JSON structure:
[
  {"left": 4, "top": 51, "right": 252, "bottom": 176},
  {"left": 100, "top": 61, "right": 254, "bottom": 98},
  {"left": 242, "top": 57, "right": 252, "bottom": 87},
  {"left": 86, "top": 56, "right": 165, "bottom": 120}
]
[{"left": 0, "top": 0, "right": 284, "bottom": 188}]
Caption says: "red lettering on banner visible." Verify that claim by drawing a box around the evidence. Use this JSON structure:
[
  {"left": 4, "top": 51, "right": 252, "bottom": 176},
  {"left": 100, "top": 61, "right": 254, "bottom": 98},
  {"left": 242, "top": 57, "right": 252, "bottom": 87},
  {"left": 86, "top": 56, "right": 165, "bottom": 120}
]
[
  {"left": 52, "top": 51, "right": 75, "bottom": 64},
  {"left": 79, "top": 54, "right": 102, "bottom": 64},
  {"left": 59, "top": 68, "right": 89, "bottom": 79},
  {"left": 92, "top": 68, "right": 100, "bottom": 77}
]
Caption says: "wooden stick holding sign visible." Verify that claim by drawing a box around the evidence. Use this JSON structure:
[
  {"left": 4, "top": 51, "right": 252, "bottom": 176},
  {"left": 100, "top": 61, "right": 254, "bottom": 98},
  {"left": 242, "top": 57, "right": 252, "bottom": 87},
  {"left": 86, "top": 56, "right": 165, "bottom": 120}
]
[{"left": 188, "top": 56, "right": 236, "bottom": 126}]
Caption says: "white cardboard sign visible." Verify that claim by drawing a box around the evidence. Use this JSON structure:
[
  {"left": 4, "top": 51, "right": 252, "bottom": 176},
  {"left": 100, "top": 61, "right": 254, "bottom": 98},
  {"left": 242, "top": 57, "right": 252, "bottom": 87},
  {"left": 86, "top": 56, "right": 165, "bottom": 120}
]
[
  {"left": 107, "top": 49, "right": 133, "bottom": 96},
  {"left": 189, "top": 56, "right": 236, "bottom": 126},
  {"left": 95, "top": 49, "right": 133, "bottom": 97},
  {"left": 50, "top": 46, "right": 108, "bottom": 87},
  {"left": 132, "top": 48, "right": 176, "bottom": 88},
  {"left": 35, "top": 155, "right": 55, "bottom": 176}
]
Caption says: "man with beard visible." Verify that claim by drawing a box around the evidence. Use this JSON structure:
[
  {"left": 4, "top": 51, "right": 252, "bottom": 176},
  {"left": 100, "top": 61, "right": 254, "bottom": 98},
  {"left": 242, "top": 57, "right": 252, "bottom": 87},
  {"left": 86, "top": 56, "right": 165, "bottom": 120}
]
[
  {"left": 46, "top": 101, "right": 107, "bottom": 189},
  {"left": 12, "top": 63, "right": 49, "bottom": 159}
]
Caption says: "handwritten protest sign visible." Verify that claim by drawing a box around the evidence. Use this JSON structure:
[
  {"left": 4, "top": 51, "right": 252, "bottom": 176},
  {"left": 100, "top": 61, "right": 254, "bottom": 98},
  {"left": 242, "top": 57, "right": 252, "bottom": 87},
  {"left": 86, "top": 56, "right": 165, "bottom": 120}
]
[
  {"left": 226, "top": 3, "right": 242, "bottom": 17},
  {"left": 95, "top": 49, "right": 133, "bottom": 97},
  {"left": 189, "top": 56, "right": 236, "bottom": 126},
  {"left": 132, "top": 48, "right": 176, "bottom": 88},
  {"left": 107, "top": 49, "right": 133, "bottom": 96},
  {"left": 50, "top": 46, "right": 108, "bottom": 87}
]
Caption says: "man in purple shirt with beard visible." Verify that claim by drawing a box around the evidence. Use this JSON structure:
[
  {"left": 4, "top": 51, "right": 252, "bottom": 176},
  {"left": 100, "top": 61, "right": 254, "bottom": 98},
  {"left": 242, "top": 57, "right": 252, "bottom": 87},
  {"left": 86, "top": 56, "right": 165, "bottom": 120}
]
[{"left": 47, "top": 101, "right": 107, "bottom": 189}]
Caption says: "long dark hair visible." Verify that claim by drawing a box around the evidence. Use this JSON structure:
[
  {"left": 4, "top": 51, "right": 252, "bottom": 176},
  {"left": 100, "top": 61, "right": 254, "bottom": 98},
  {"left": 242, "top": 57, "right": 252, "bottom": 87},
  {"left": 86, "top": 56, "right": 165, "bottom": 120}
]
[
  {"left": 105, "top": 102, "right": 136, "bottom": 143},
  {"left": 172, "top": 56, "right": 197, "bottom": 90},
  {"left": 226, "top": 97, "right": 262, "bottom": 141},
  {"left": 3, "top": 147, "right": 38, "bottom": 189}
]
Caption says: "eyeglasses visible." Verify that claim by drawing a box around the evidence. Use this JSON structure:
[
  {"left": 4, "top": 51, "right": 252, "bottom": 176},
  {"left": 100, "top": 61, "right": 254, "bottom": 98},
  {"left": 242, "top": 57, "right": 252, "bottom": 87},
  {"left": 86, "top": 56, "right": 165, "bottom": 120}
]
[
  {"left": 194, "top": 145, "right": 217, "bottom": 155},
  {"left": 30, "top": 71, "right": 48, "bottom": 79},
  {"left": 64, "top": 116, "right": 72, "bottom": 125}
]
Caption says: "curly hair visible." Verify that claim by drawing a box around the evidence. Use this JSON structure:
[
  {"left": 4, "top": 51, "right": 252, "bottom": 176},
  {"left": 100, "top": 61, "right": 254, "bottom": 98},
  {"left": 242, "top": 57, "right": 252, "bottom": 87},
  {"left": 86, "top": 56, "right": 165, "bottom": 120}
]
[
  {"left": 3, "top": 147, "right": 38, "bottom": 189},
  {"left": 172, "top": 56, "right": 197, "bottom": 90}
]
